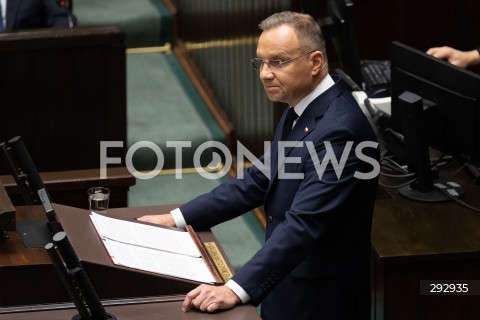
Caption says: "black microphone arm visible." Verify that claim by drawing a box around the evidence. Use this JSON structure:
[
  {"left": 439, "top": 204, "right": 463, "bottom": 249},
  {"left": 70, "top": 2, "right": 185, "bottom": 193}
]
[
  {"left": 49, "top": 231, "right": 116, "bottom": 320},
  {"left": 0, "top": 136, "right": 61, "bottom": 233},
  {"left": 46, "top": 242, "right": 91, "bottom": 320},
  {"left": 0, "top": 141, "right": 34, "bottom": 206}
]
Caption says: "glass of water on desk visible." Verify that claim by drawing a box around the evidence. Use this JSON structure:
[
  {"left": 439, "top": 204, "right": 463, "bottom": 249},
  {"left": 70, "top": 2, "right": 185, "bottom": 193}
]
[{"left": 87, "top": 187, "right": 110, "bottom": 214}]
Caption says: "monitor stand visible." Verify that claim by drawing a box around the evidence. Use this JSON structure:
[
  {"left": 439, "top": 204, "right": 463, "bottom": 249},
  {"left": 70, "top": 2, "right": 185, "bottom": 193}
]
[
  {"left": 398, "top": 179, "right": 465, "bottom": 203},
  {"left": 397, "top": 91, "right": 465, "bottom": 203}
]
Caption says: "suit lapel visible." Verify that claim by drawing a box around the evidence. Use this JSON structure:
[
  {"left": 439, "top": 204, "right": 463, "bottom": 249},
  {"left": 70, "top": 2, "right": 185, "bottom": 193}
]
[
  {"left": 267, "top": 75, "right": 346, "bottom": 190},
  {"left": 268, "top": 109, "right": 315, "bottom": 186}
]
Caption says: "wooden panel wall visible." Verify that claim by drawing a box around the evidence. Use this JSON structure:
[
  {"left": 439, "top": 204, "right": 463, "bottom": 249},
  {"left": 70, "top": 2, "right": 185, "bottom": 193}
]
[
  {"left": 353, "top": 0, "right": 480, "bottom": 60},
  {"left": 0, "top": 26, "right": 127, "bottom": 174},
  {"left": 298, "top": 0, "right": 480, "bottom": 61}
]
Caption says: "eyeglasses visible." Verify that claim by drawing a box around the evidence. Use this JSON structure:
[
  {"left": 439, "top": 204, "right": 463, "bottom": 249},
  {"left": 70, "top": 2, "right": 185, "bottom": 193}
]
[{"left": 251, "top": 50, "right": 317, "bottom": 71}]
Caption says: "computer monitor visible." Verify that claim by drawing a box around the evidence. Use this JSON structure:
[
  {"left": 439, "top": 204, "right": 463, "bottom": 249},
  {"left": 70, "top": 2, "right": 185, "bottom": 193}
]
[
  {"left": 390, "top": 41, "right": 480, "bottom": 202},
  {"left": 318, "top": 0, "right": 362, "bottom": 85}
]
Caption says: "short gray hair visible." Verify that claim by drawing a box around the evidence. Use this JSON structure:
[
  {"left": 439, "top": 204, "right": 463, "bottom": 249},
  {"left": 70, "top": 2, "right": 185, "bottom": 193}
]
[{"left": 259, "top": 11, "right": 327, "bottom": 62}]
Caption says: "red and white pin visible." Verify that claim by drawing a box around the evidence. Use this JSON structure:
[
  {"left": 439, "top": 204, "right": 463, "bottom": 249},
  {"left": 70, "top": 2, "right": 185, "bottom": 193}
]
[{"left": 304, "top": 127, "right": 309, "bottom": 133}]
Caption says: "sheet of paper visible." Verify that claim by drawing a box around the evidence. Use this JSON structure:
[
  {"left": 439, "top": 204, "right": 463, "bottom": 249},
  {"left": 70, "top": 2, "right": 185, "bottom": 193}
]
[
  {"left": 102, "top": 238, "right": 216, "bottom": 284},
  {"left": 90, "top": 212, "right": 201, "bottom": 257}
]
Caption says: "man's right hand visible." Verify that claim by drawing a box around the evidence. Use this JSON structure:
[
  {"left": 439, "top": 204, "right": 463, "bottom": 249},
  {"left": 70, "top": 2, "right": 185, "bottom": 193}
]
[{"left": 137, "top": 214, "right": 176, "bottom": 227}]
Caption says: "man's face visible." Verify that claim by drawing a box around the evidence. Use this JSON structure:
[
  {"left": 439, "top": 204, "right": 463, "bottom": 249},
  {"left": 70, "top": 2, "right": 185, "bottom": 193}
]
[{"left": 255, "top": 25, "right": 320, "bottom": 107}]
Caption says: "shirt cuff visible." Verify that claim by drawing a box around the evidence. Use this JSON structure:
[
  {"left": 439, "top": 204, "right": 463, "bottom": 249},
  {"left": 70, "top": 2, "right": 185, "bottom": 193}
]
[
  {"left": 225, "top": 279, "right": 251, "bottom": 303},
  {"left": 170, "top": 208, "right": 187, "bottom": 228},
  {"left": 171, "top": 209, "right": 251, "bottom": 304}
]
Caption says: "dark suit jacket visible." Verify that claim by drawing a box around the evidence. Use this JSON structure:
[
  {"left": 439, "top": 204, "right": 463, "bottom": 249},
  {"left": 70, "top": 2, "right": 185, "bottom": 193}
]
[
  {"left": 5, "top": 0, "right": 75, "bottom": 32},
  {"left": 180, "top": 75, "right": 380, "bottom": 320}
]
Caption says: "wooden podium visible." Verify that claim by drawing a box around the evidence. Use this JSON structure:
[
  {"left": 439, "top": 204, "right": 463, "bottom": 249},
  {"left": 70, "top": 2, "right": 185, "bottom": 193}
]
[
  {"left": 56, "top": 203, "right": 215, "bottom": 300},
  {"left": 0, "top": 26, "right": 134, "bottom": 209},
  {"left": 0, "top": 26, "right": 127, "bottom": 175},
  {"left": 0, "top": 203, "right": 260, "bottom": 319}
]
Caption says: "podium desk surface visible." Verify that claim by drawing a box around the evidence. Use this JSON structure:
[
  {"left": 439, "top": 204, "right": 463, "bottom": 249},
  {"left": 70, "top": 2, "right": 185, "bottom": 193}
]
[
  {"left": 55, "top": 203, "right": 229, "bottom": 270},
  {"left": 1, "top": 205, "right": 52, "bottom": 267},
  {"left": 1, "top": 204, "right": 227, "bottom": 269},
  {"left": 0, "top": 295, "right": 261, "bottom": 320},
  {"left": 0, "top": 204, "right": 235, "bottom": 307}
]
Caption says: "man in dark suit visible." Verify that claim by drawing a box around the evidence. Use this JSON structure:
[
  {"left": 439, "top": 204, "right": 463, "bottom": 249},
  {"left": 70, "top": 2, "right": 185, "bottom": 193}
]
[
  {"left": 0, "top": 0, "right": 75, "bottom": 32},
  {"left": 139, "top": 11, "right": 380, "bottom": 320}
]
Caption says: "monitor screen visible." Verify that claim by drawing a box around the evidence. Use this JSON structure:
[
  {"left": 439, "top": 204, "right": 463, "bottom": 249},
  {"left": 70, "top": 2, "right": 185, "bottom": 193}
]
[{"left": 390, "top": 41, "right": 480, "bottom": 201}]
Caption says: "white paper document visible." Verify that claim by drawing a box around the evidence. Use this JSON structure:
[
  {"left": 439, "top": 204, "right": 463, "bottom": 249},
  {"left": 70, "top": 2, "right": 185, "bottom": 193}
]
[
  {"left": 89, "top": 212, "right": 216, "bottom": 283},
  {"left": 102, "top": 238, "right": 216, "bottom": 283},
  {"left": 90, "top": 212, "right": 201, "bottom": 257}
]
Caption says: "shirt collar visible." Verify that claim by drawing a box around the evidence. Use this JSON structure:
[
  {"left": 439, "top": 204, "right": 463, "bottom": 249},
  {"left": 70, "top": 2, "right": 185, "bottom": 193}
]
[{"left": 292, "top": 74, "right": 335, "bottom": 117}]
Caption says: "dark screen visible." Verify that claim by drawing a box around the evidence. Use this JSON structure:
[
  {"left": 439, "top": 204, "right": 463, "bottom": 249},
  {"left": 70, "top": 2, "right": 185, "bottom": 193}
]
[
  {"left": 319, "top": 0, "right": 362, "bottom": 85},
  {"left": 390, "top": 41, "right": 480, "bottom": 167}
]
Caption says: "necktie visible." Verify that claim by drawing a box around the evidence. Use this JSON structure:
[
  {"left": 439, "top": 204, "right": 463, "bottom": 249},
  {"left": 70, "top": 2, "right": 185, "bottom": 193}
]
[
  {"left": 281, "top": 107, "right": 298, "bottom": 140},
  {"left": 0, "top": 2, "right": 4, "bottom": 33}
]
